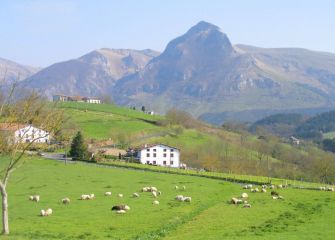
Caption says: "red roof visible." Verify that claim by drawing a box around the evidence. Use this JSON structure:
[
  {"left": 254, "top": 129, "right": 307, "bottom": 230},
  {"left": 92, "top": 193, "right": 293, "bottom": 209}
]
[{"left": 0, "top": 123, "right": 28, "bottom": 131}]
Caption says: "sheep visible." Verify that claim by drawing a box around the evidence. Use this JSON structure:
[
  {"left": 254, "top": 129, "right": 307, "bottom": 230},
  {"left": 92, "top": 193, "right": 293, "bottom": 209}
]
[
  {"left": 272, "top": 196, "right": 278, "bottom": 200},
  {"left": 278, "top": 195, "right": 284, "bottom": 200},
  {"left": 241, "top": 193, "right": 248, "bottom": 198},
  {"left": 327, "top": 187, "right": 335, "bottom": 192},
  {"left": 243, "top": 184, "right": 253, "bottom": 189},
  {"left": 261, "top": 188, "right": 267, "bottom": 193},
  {"left": 319, "top": 186, "right": 326, "bottom": 191},
  {"left": 105, "top": 192, "right": 112, "bottom": 196},
  {"left": 112, "top": 205, "right": 130, "bottom": 211},
  {"left": 89, "top": 194, "right": 95, "bottom": 199},
  {"left": 142, "top": 186, "right": 158, "bottom": 192},
  {"left": 183, "top": 197, "right": 192, "bottom": 202},
  {"left": 133, "top": 192, "right": 139, "bottom": 198},
  {"left": 81, "top": 194, "right": 90, "bottom": 200},
  {"left": 261, "top": 185, "right": 267, "bottom": 189},
  {"left": 250, "top": 189, "right": 256, "bottom": 193},
  {"left": 118, "top": 193, "right": 123, "bottom": 198},
  {"left": 255, "top": 188, "right": 259, "bottom": 192},
  {"left": 40, "top": 208, "right": 53, "bottom": 216},
  {"left": 175, "top": 186, "right": 179, "bottom": 190},
  {"left": 150, "top": 187, "right": 158, "bottom": 192},
  {"left": 175, "top": 195, "right": 184, "bottom": 201},
  {"left": 158, "top": 191, "right": 162, "bottom": 196},
  {"left": 243, "top": 203, "right": 251, "bottom": 208},
  {"left": 153, "top": 200, "right": 159, "bottom": 205},
  {"left": 29, "top": 195, "right": 40, "bottom": 202},
  {"left": 278, "top": 184, "right": 283, "bottom": 189},
  {"left": 62, "top": 197, "right": 70, "bottom": 204},
  {"left": 142, "top": 187, "right": 149, "bottom": 192},
  {"left": 231, "top": 197, "right": 243, "bottom": 205},
  {"left": 182, "top": 186, "right": 186, "bottom": 190},
  {"left": 269, "top": 185, "right": 275, "bottom": 189},
  {"left": 152, "top": 191, "right": 158, "bottom": 198}
]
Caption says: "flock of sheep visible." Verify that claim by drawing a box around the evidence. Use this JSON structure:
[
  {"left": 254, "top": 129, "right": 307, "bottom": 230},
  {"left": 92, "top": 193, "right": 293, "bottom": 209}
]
[
  {"left": 28, "top": 185, "right": 191, "bottom": 216},
  {"left": 230, "top": 184, "right": 287, "bottom": 208}
]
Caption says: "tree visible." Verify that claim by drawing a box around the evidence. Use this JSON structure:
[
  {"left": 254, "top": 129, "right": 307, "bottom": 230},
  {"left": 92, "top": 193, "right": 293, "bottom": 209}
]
[
  {"left": 69, "top": 131, "right": 88, "bottom": 160},
  {"left": 0, "top": 80, "right": 64, "bottom": 235}
]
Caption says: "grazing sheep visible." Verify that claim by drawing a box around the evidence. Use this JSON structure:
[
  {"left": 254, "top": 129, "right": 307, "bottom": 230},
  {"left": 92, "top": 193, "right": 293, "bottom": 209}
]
[
  {"left": 278, "top": 184, "right": 283, "bottom": 189},
  {"left": 261, "top": 185, "right": 267, "bottom": 189},
  {"left": 116, "top": 210, "right": 126, "bottom": 214},
  {"left": 319, "top": 186, "right": 326, "bottom": 191},
  {"left": 175, "top": 195, "right": 184, "bottom": 201},
  {"left": 243, "top": 203, "right": 251, "bottom": 208},
  {"left": 30, "top": 195, "right": 40, "bottom": 202},
  {"left": 255, "top": 188, "right": 259, "bottom": 192},
  {"left": 231, "top": 197, "right": 243, "bottom": 205},
  {"left": 112, "top": 205, "right": 130, "bottom": 211},
  {"left": 105, "top": 192, "right": 112, "bottom": 196},
  {"left": 272, "top": 196, "right": 278, "bottom": 200},
  {"left": 118, "top": 193, "right": 123, "bottom": 198},
  {"left": 151, "top": 187, "right": 158, "bottom": 192},
  {"left": 250, "top": 189, "right": 256, "bottom": 193},
  {"left": 152, "top": 191, "right": 158, "bottom": 198},
  {"left": 241, "top": 193, "right": 248, "bottom": 198},
  {"left": 142, "top": 187, "right": 149, "bottom": 192},
  {"left": 81, "top": 194, "right": 90, "bottom": 200},
  {"left": 142, "top": 186, "right": 158, "bottom": 192},
  {"left": 182, "top": 186, "right": 186, "bottom": 190},
  {"left": 269, "top": 185, "right": 275, "bottom": 189},
  {"left": 244, "top": 200, "right": 248, "bottom": 204},
  {"left": 183, "top": 197, "right": 192, "bottom": 202},
  {"left": 278, "top": 195, "right": 284, "bottom": 200},
  {"left": 133, "top": 192, "right": 139, "bottom": 198},
  {"left": 158, "top": 191, "right": 162, "bottom": 196},
  {"left": 261, "top": 188, "right": 267, "bottom": 193},
  {"left": 90, "top": 194, "right": 95, "bottom": 199},
  {"left": 40, "top": 208, "right": 53, "bottom": 216},
  {"left": 175, "top": 186, "right": 179, "bottom": 190},
  {"left": 327, "top": 187, "right": 335, "bottom": 192},
  {"left": 62, "top": 198, "right": 70, "bottom": 204},
  {"left": 243, "top": 185, "right": 248, "bottom": 189},
  {"left": 153, "top": 200, "right": 159, "bottom": 205}
]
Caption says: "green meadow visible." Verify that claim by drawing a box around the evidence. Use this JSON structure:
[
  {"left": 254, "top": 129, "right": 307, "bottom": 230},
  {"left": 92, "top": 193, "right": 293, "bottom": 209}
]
[{"left": 0, "top": 157, "right": 334, "bottom": 240}]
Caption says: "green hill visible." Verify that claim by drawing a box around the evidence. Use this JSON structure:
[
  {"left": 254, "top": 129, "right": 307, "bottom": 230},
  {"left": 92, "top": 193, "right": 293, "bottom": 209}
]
[{"left": 56, "top": 102, "right": 335, "bottom": 184}]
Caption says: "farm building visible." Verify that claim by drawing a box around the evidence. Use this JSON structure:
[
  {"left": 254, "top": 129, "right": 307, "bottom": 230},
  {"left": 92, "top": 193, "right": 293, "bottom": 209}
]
[
  {"left": 137, "top": 144, "right": 180, "bottom": 168},
  {"left": 52, "top": 95, "right": 101, "bottom": 104},
  {"left": 0, "top": 123, "right": 50, "bottom": 144}
]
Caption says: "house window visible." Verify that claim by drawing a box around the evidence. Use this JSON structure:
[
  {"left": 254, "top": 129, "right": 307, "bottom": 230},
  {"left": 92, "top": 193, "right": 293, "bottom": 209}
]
[
  {"left": 170, "top": 153, "right": 174, "bottom": 157},
  {"left": 163, "top": 153, "right": 167, "bottom": 157},
  {"left": 163, "top": 149, "right": 167, "bottom": 152},
  {"left": 153, "top": 161, "right": 156, "bottom": 165},
  {"left": 146, "top": 161, "right": 150, "bottom": 164},
  {"left": 153, "top": 149, "right": 157, "bottom": 152},
  {"left": 171, "top": 149, "right": 174, "bottom": 152},
  {"left": 146, "top": 153, "right": 150, "bottom": 157},
  {"left": 153, "top": 153, "right": 157, "bottom": 157},
  {"left": 147, "top": 148, "right": 150, "bottom": 151},
  {"left": 170, "top": 161, "right": 174, "bottom": 165},
  {"left": 163, "top": 161, "right": 166, "bottom": 165}
]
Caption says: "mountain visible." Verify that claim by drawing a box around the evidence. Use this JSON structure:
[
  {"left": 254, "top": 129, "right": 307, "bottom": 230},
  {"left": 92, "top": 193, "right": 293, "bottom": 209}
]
[
  {"left": 0, "top": 57, "right": 40, "bottom": 84},
  {"left": 22, "top": 49, "right": 159, "bottom": 98},
  {"left": 113, "top": 21, "right": 335, "bottom": 123}
]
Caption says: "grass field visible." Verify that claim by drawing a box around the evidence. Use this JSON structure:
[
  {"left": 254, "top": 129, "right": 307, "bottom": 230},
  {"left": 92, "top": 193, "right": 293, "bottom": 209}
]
[
  {"left": 323, "top": 131, "right": 335, "bottom": 139},
  {"left": 1, "top": 157, "right": 334, "bottom": 240}
]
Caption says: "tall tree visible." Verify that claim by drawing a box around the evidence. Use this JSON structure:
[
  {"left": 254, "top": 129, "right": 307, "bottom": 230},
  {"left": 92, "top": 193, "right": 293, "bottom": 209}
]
[
  {"left": 69, "top": 131, "right": 88, "bottom": 160},
  {"left": 0, "top": 81, "right": 64, "bottom": 235}
]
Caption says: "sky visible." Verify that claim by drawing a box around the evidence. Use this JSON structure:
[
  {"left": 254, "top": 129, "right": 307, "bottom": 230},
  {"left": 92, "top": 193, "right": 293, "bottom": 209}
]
[{"left": 1, "top": 0, "right": 335, "bottom": 67}]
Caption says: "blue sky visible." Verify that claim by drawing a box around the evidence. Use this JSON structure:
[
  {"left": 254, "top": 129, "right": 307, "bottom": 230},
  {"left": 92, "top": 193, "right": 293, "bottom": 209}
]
[{"left": 1, "top": 0, "right": 335, "bottom": 67}]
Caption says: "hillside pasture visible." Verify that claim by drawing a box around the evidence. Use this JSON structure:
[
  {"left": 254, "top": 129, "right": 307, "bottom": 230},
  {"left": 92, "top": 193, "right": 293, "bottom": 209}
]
[{"left": 1, "top": 157, "right": 335, "bottom": 239}]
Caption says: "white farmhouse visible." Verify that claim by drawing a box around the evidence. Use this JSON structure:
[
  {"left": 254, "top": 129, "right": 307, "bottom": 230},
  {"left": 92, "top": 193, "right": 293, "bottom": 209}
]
[
  {"left": 0, "top": 123, "right": 50, "bottom": 144},
  {"left": 137, "top": 144, "right": 180, "bottom": 168},
  {"left": 83, "top": 97, "right": 101, "bottom": 104}
]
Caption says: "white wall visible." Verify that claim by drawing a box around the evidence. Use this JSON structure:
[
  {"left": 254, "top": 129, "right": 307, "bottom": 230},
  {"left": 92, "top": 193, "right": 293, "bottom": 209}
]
[
  {"left": 14, "top": 126, "right": 50, "bottom": 143},
  {"left": 139, "top": 145, "right": 180, "bottom": 168}
]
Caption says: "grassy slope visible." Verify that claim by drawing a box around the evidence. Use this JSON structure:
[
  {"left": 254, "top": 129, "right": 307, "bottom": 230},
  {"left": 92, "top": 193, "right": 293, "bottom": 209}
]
[
  {"left": 1, "top": 158, "right": 335, "bottom": 240},
  {"left": 59, "top": 102, "right": 280, "bottom": 163}
]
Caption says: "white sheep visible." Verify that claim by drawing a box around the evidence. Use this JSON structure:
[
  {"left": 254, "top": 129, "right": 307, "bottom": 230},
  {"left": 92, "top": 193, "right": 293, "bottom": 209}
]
[
  {"left": 150, "top": 187, "right": 158, "bottom": 192},
  {"left": 269, "top": 185, "right": 275, "bottom": 189},
  {"left": 327, "top": 187, "right": 335, "bottom": 192},
  {"left": 272, "top": 196, "right": 278, "bottom": 200},
  {"left": 175, "top": 186, "right": 179, "bottom": 190},
  {"left": 40, "top": 208, "right": 53, "bottom": 216},
  {"left": 241, "top": 193, "right": 248, "bottom": 198},
  {"left": 142, "top": 187, "right": 149, "bottom": 192},
  {"left": 90, "top": 194, "right": 95, "bottom": 199},
  {"left": 105, "top": 192, "right": 112, "bottom": 196},
  {"left": 62, "top": 197, "right": 70, "bottom": 204},
  {"left": 183, "top": 197, "right": 192, "bottom": 202},
  {"left": 118, "top": 193, "right": 123, "bottom": 198},
  {"left": 182, "top": 186, "right": 186, "bottom": 190},
  {"left": 133, "top": 192, "right": 139, "bottom": 197},
  {"left": 81, "top": 194, "right": 90, "bottom": 200},
  {"left": 175, "top": 195, "right": 184, "bottom": 201},
  {"left": 261, "top": 185, "right": 267, "bottom": 189},
  {"left": 152, "top": 191, "right": 158, "bottom": 198},
  {"left": 255, "top": 188, "right": 259, "bottom": 192},
  {"left": 261, "top": 188, "right": 267, "bottom": 193},
  {"left": 278, "top": 184, "right": 283, "bottom": 189},
  {"left": 30, "top": 195, "right": 40, "bottom": 202},
  {"left": 231, "top": 197, "right": 243, "bottom": 204},
  {"left": 243, "top": 203, "right": 251, "bottom": 208},
  {"left": 153, "top": 200, "right": 159, "bottom": 205},
  {"left": 124, "top": 205, "right": 130, "bottom": 211}
]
